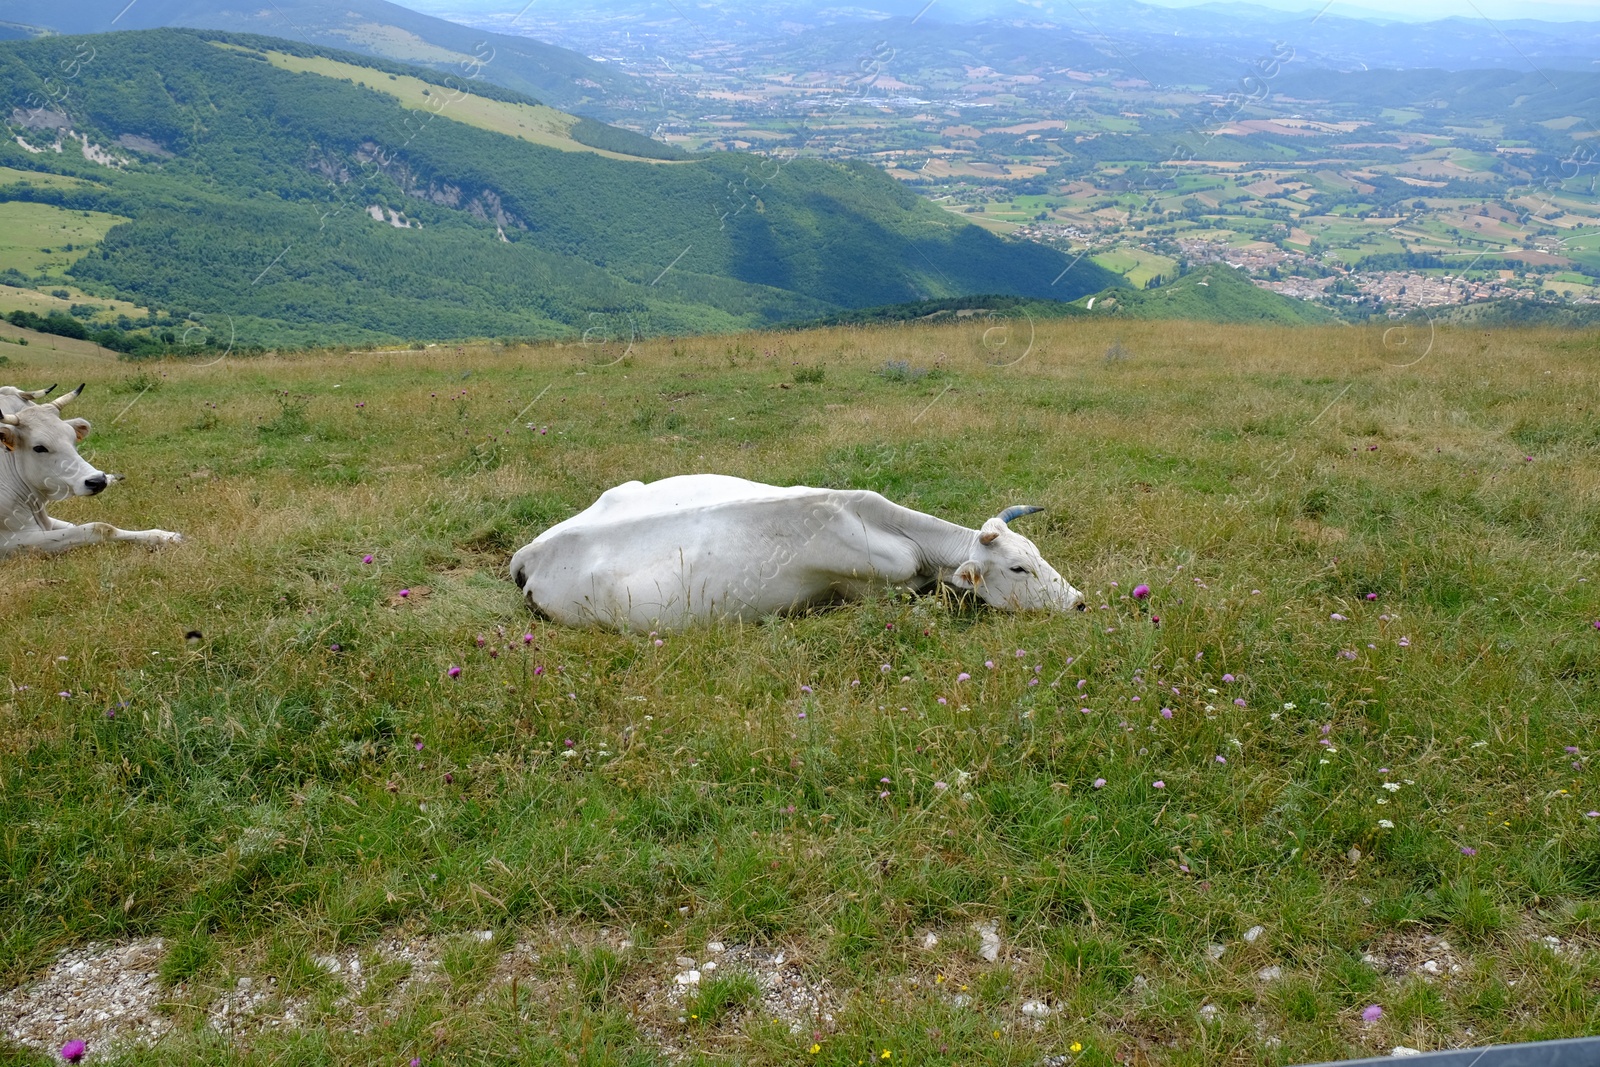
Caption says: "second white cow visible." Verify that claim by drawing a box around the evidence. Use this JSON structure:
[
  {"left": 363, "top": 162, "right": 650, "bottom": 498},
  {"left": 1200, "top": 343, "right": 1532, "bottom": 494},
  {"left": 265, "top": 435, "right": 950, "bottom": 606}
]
[
  {"left": 510, "top": 474, "right": 1084, "bottom": 629},
  {"left": 0, "top": 384, "right": 182, "bottom": 559}
]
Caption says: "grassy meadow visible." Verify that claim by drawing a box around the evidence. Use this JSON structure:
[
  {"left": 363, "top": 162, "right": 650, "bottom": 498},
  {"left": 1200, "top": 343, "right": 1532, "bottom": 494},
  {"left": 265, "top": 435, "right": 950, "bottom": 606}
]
[{"left": 2, "top": 319, "right": 1600, "bottom": 1065}]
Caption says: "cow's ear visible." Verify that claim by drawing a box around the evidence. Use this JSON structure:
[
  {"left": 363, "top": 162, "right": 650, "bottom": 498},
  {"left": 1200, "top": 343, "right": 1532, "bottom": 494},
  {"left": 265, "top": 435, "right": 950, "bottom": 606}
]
[
  {"left": 951, "top": 561, "right": 984, "bottom": 589},
  {"left": 67, "top": 418, "right": 90, "bottom": 443},
  {"left": 978, "top": 518, "right": 1006, "bottom": 546},
  {"left": 0, "top": 423, "right": 14, "bottom": 451}
]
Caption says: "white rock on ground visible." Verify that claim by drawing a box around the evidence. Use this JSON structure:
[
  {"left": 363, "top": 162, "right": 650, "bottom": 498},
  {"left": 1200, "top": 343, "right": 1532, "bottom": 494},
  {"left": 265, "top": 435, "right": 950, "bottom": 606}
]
[
  {"left": 1257, "top": 965, "right": 1283, "bottom": 981},
  {"left": 1020, "top": 999, "right": 1051, "bottom": 1019},
  {"left": 974, "top": 920, "right": 1001, "bottom": 963},
  {"left": 1243, "top": 925, "right": 1264, "bottom": 943},
  {"left": 1390, "top": 1047, "right": 1422, "bottom": 1057}
]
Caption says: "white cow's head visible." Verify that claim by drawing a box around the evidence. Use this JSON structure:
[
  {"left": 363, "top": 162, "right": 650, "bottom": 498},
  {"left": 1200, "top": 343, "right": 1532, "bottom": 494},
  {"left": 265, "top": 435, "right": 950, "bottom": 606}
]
[
  {"left": 0, "top": 385, "right": 113, "bottom": 502},
  {"left": 949, "top": 505, "right": 1085, "bottom": 613}
]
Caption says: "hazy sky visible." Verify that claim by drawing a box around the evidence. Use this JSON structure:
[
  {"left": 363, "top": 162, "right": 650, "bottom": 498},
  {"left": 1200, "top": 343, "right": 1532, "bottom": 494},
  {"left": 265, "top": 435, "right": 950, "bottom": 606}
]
[{"left": 408, "top": 0, "right": 1600, "bottom": 20}]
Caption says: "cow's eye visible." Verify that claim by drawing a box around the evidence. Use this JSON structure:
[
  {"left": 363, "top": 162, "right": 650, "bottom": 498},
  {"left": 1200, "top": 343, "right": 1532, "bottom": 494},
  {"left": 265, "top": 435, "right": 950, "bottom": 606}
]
[
  {"left": 1009, "top": 565, "right": 1029, "bottom": 574},
  {"left": 32, "top": 445, "right": 48, "bottom": 454}
]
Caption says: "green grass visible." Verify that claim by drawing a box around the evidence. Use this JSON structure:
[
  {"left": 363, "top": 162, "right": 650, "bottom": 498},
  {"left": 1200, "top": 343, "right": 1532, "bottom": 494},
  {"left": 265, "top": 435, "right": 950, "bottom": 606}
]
[
  {"left": 2, "top": 319, "right": 1600, "bottom": 1064},
  {"left": 0, "top": 201, "right": 129, "bottom": 277},
  {"left": 243, "top": 46, "right": 681, "bottom": 163}
]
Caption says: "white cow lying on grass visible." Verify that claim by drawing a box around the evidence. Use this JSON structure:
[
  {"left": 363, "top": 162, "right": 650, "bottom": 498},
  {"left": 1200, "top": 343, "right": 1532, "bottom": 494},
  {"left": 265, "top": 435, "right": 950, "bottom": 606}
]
[
  {"left": 510, "top": 474, "right": 1085, "bottom": 629},
  {"left": 0, "top": 383, "right": 182, "bottom": 559}
]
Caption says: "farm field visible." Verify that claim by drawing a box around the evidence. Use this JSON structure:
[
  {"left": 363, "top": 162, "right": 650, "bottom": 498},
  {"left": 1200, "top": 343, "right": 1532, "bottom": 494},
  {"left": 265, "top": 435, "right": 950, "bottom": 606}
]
[{"left": 2, "top": 320, "right": 1600, "bottom": 1065}]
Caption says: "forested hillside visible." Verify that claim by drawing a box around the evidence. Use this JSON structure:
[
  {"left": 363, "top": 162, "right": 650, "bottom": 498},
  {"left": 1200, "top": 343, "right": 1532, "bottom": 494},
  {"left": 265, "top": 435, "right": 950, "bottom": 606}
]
[{"left": 0, "top": 30, "right": 1115, "bottom": 347}]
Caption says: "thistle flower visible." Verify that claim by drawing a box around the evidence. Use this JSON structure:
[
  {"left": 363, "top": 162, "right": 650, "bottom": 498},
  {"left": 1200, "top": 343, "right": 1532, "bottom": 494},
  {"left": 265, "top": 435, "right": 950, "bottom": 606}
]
[
  {"left": 447, "top": 665, "right": 461, "bottom": 678},
  {"left": 1132, "top": 584, "right": 1150, "bottom": 599},
  {"left": 60, "top": 1041, "right": 86, "bottom": 1063},
  {"left": 362, "top": 554, "right": 373, "bottom": 564},
  {"left": 1361, "top": 1005, "right": 1383, "bottom": 1023}
]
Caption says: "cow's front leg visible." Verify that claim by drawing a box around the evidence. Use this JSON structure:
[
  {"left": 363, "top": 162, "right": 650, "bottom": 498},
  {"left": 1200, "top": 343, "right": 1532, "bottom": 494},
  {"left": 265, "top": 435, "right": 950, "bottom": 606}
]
[{"left": 8, "top": 522, "right": 182, "bottom": 556}]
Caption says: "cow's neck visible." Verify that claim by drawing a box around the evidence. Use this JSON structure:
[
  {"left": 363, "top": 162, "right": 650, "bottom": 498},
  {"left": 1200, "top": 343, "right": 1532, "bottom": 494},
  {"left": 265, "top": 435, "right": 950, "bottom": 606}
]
[
  {"left": 880, "top": 500, "right": 980, "bottom": 580},
  {"left": 0, "top": 455, "right": 45, "bottom": 532}
]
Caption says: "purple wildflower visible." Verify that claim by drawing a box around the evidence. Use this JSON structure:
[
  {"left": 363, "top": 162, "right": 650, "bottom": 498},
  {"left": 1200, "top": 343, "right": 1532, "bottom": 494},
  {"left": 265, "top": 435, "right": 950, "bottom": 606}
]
[
  {"left": 956, "top": 672, "right": 971, "bottom": 682},
  {"left": 1215, "top": 755, "right": 1226, "bottom": 763},
  {"left": 1153, "top": 780, "right": 1165, "bottom": 789},
  {"left": 414, "top": 740, "right": 424, "bottom": 751},
  {"left": 934, "top": 781, "right": 948, "bottom": 791},
  {"left": 447, "top": 666, "right": 461, "bottom": 678},
  {"left": 564, "top": 738, "right": 574, "bottom": 748},
  {"left": 1361, "top": 1005, "right": 1382, "bottom": 1024},
  {"left": 1366, "top": 592, "right": 1378, "bottom": 600},
  {"left": 800, "top": 685, "right": 813, "bottom": 694},
  {"left": 362, "top": 554, "right": 374, "bottom": 564},
  {"left": 1234, "top": 698, "right": 1247, "bottom": 707},
  {"left": 398, "top": 588, "right": 410, "bottom": 598},
  {"left": 1093, "top": 778, "right": 1106, "bottom": 788},
  {"left": 1132, "top": 584, "right": 1150, "bottom": 599},
  {"left": 1161, "top": 708, "right": 1173, "bottom": 719},
  {"left": 1222, "top": 673, "right": 1235, "bottom": 683},
  {"left": 1460, "top": 846, "right": 1477, "bottom": 856},
  {"left": 1566, "top": 746, "right": 1580, "bottom": 754},
  {"left": 60, "top": 1042, "right": 86, "bottom": 1064}
]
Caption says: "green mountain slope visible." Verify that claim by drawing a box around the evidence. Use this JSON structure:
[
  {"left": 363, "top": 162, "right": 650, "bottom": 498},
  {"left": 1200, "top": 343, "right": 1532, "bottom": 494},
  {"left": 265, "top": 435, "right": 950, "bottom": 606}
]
[
  {"left": 1071, "top": 265, "right": 1337, "bottom": 325},
  {"left": 790, "top": 264, "right": 1336, "bottom": 329},
  {"left": 0, "top": 0, "right": 638, "bottom": 114},
  {"left": 0, "top": 30, "right": 1118, "bottom": 348}
]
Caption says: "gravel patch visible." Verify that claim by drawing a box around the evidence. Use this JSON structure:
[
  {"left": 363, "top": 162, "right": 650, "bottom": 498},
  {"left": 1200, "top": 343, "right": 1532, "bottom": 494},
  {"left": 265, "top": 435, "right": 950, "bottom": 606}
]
[{"left": 0, "top": 938, "right": 172, "bottom": 1059}]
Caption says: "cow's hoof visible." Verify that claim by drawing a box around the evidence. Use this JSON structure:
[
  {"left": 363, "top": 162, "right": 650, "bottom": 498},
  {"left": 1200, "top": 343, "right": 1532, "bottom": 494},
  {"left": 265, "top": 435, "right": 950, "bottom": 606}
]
[{"left": 155, "top": 531, "right": 183, "bottom": 545}]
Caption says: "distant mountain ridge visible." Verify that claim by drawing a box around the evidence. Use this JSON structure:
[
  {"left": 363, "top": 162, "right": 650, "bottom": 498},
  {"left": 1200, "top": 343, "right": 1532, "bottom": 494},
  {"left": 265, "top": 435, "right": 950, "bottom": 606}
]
[{"left": 0, "top": 0, "right": 643, "bottom": 113}]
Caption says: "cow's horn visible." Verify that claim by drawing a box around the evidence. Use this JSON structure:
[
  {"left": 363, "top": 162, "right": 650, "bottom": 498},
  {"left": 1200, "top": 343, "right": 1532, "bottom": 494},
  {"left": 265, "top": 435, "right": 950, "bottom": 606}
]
[
  {"left": 0, "top": 411, "right": 16, "bottom": 425},
  {"left": 50, "top": 383, "right": 85, "bottom": 409},
  {"left": 22, "top": 384, "right": 57, "bottom": 400},
  {"left": 999, "top": 505, "right": 1044, "bottom": 525}
]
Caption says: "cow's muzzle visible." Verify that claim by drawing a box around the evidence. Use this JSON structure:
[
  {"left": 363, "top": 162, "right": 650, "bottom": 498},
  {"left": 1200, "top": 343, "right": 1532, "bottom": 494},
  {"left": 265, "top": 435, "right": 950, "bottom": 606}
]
[{"left": 84, "top": 475, "right": 109, "bottom": 495}]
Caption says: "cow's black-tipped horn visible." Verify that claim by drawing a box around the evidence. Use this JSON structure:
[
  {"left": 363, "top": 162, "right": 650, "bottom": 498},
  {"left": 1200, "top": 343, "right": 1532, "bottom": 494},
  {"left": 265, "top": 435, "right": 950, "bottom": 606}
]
[
  {"left": 22, "top": 384, "right": 57, "bottom": 400},
  {"left": 50, "top": 383, "right": 85, "bottom": 409},
  {"left": 998, "top": 505, "right": 1044, "bottom": 525}
]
